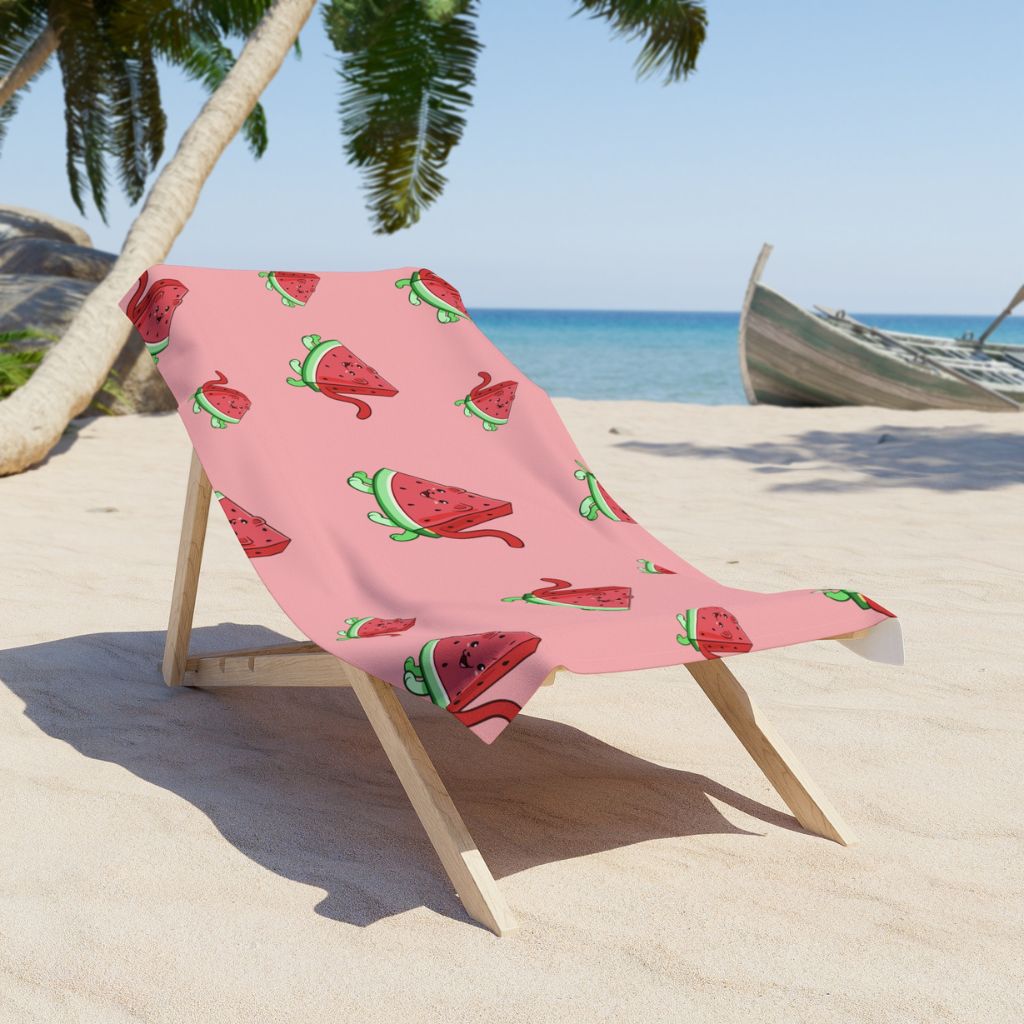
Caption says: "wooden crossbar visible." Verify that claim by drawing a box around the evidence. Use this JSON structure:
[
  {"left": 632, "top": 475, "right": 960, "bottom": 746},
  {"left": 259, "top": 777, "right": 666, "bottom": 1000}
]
[{"left": 161, "top": 447, "right": 861, "bottom": 933}]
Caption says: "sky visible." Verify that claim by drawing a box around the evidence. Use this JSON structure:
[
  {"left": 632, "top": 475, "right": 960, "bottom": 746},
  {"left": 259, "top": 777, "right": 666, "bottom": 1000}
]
[{"left": 2, "top": 0, "right": 1021, "bottom": 313}]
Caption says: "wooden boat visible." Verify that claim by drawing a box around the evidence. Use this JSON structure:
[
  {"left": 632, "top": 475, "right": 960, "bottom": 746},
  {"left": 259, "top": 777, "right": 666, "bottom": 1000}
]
[{"left": 738, "top": 244, "right": 1024, "bottom": 411}]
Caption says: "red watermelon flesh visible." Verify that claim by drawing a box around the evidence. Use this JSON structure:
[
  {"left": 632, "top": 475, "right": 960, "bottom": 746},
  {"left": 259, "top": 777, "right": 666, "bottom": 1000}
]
[
  {"left": 389, "top": 472, "right": 524, "bottom": 547},
  {"left": 598, "top": 482, "right": 634, "bottom": 523},
  {"left": 274, "top": 272, "right": 319, "bottom": 304},
  {"left": 863, "top": 594, "right": 896, "bottom": 617},
  {"left": 418, "top": 269, "right": 467, "bottom": 315},
  {"left": 532, "top": 578, "right": 632, "bottom": 609},
  {"left": 652, "top": 564, "right": 676, "bottom": 575},
  {"left": 470, "top": 371, "right": 517, "bottom": 419},
  {"left": 427, "top": 631, "right": 541, "bottom": 712},
  {"left": 218, "top": 494, "right": 290, "bottom": 557},
  {"left": 127, "top": 272, "right": 188, "bottom": 343},
  {"left": 201, "top": 372, "right": 251, "bottom": 420},
  {"left": 357, "top": 617, "right": 416, "bottom": 638},
  {"left": 317, "top": 346, "right": 397, "bottom": 419},
  {"left": 695, "top": 607, "right": 752, "bottom": 658}
]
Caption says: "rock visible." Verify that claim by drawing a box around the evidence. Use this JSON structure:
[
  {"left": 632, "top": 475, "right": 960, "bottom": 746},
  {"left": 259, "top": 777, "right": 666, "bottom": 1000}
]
[
  {"left": 0, "top": 207, "right": 175, "bottom": 414},
  {"left": 0, "top": 274, "right": 176, "bottom": 415},
  {"left": 0, "top": 205, "right": 92, "bottom": 248},
  {"left": 0, "top": 237, "right": 116, "bottom": 282},
  {"left": 0, "top": 274, "right": 95, "bottom": 339}
]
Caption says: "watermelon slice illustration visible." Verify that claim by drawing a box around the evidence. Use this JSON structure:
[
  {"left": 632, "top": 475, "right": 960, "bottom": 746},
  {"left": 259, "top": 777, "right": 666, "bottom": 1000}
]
[
  {"left": 502, "top": 578, "right": 632, "bottom": 611},
  {"left": 574, "top": 461, "right": 634, "bottom": 523},
  {"left": 215, "top": 492, "right": 290, "bottom": 557},
  {"left": 403, "top": 630, "right": 541, "bottom": 729},
  {"left": 395, "top": 269, "right": 468, "bottom": 323},
  {"left": 125, "top": 270, "right": 187, "bottom": 362},
  {"left": 258, "top": 271, "right": 319, "bottom": 308},
  {"left": 337, "top": 616, "right": 416, "bottom": 641},
  {"left": 192, "top": 371, "right": 251, "bottom": 429},
  {"left": 676, "top": 607, "right": 753, "bottom": 660},
  {"left": 820, "top": 588, "right": 895, "bottom": 617},
  {"left": 637, "top": 559, "right": 676, "bottom": 575},
  {"left": 455, "top": 371, "right": 518, "bottom": 431},
  {"left": 286, "top": 333, "right": 398, "bottom": 419},
  {"left": 347, "top": 468, "right": 524, "bottom": 547}
]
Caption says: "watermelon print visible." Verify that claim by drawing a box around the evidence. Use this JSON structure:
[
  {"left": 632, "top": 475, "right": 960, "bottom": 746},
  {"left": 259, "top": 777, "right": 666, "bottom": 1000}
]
[
  {"left": 118, "top": 264, "right": 902, "bottom": 746},
  {"left": 125, "top": 270, "right": 187, "bottom": 363},
  {"left": 676, "top": 607, "right": 753, "bottom": 660},
  {"left": 403, "top": 631, "right": 541, "bottom": 729},
  {"left": 574, "top": 461, "right": 635, "bottom": 523},
  {"left": 820, "top": 589, "right": 896, "bottom": 618},
  {"left": 347, "top": 468, "right": 524, "bottom": 547},
  {"left": 395, "top": 269, "right": 468, "bottom": 323},
  {"left": 258, "top": 271, "right": 319, "bottom": 308},
  {"left": 502, "top": 578, "right": 632, "bottom": 611},
  {"left": 337, "top": 616, "right": 416, "bottom": 641},
  {"left": 192, "top": 371, "right": 251, "bottom": 429},
  {"left": 637, "top": 559, "right": 676, "bottom": 575},
  {"left": 286, "top": 334, "right": 398, "bottom": 419},
  {"left": 215, "top": 492, "right": 290, "bottom": 557},
  {"left": 455, "top": 371, "right": 517, "bottom": 431}
]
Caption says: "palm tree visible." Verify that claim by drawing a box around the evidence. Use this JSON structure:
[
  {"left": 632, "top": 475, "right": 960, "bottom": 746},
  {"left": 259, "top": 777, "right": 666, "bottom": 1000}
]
[
  {"left": 0, "top": 0, "right": 706, "bottom": 474},
  {"left": 0, "top": 0, "right": 276, "bottom": 218}
]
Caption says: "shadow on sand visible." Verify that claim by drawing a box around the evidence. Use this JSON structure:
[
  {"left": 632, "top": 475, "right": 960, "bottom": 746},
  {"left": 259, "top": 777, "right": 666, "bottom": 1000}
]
[
  {"left": 618, "top": 425, "right": 1023, "bottom": 493},
  {"left": 0, "top": 623, "right": 804, "bottom": 930}
]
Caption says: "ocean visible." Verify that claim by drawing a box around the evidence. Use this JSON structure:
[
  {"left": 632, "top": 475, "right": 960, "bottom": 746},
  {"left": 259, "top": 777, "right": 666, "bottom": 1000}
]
[{"left": 472, "top": 309, "right": 1024, "bottom": 404}]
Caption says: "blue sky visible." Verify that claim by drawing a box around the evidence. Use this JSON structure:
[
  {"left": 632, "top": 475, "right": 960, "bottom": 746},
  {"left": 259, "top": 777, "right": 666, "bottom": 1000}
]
[{"left": 3, "top": 1, "right": 1021, "bottom": 312}]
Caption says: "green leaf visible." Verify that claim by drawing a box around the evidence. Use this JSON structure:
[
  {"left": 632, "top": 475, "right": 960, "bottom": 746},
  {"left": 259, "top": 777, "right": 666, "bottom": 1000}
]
[
  {"left": 574, "top": 0, "right": 707, "bottom": 83},
  {"left": 324, "top": 0, "right": 482, "bottom": 234}
]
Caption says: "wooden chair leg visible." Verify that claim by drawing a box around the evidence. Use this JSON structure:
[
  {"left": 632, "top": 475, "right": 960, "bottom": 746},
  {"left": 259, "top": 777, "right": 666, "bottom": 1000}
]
[
  {"left": 163, "top": 449, "right": 212, "bottom": 686},
  {"left": 347, "top": 671, "right": 517, "bottom": 935},
  {"left": 686, "top": 659, "right": 857, "bottom": 846}
]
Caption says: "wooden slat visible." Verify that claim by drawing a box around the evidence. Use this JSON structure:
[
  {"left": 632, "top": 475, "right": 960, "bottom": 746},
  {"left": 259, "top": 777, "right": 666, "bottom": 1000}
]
[
  {"left": 686, "top": 659, "right": 857, "bottom": 846},
  {"left": 185, "top": 650, "right": 355, "bottom": 688},
  {"left": 163, "top": 450, "right": 212, "bottom": 686},
  {"left": 348, "top": 672, "right": 517, "bottom": 936}
]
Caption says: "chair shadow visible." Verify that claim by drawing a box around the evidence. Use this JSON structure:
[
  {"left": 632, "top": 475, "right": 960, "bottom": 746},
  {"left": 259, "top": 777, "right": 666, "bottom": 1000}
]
[
  {"left": 0, "top": 624, "right": 805, "bottom": 931},
  {"left": 617, "top": 425, "right": 1024, "bottom": 493}
]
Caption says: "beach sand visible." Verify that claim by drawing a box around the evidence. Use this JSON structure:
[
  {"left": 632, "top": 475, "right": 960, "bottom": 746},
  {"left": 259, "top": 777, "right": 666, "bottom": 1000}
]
[{"left": 1, "top": 402, "right": 1021, "bottom": 1023}]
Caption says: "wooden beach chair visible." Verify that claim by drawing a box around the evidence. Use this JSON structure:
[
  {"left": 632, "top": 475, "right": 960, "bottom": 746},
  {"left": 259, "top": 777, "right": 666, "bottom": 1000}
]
[
  {"left": 126, "top": 264, "right": 901, "bottom": 936},
  {"left": 164, "top": 446, "right": 880, "bottom": 936}
]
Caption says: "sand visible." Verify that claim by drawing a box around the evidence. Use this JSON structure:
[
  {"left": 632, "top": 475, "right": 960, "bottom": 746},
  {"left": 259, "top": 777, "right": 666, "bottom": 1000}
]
[{"left": 1, "top": 402, "right": 1022, "bottom": 1023}]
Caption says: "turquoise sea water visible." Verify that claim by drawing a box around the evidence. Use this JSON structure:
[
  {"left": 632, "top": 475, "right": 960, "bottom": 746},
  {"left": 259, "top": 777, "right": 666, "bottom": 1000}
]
[{"left": 472, "top": 309, "right": 1024, "bottom": 405}]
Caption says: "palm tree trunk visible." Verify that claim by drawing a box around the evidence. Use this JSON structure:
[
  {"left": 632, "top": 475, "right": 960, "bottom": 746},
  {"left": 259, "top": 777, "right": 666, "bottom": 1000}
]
[
  {"left": 0, "top": 0, "right": 318, "bottom": 475},
  {"left": 0, "top": 25, "right": 58, "bottom": 109}
]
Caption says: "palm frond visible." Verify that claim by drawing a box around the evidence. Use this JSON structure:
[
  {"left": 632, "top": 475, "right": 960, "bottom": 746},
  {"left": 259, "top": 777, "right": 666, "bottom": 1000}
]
[
  {"left": 574, "top": 0, "right": 707, "bottom": 83},
  {"left": 0, "top": 2, "right": 52, "bottom": 156},
  {"left": 107, "top": 50, "right": 166, "bottom": 204},
  {"left": 325, "top": 0, "right": 481, "bottom": 234},
  {"left": 52, "top": 1, "right": 112, "bottom": 219}
]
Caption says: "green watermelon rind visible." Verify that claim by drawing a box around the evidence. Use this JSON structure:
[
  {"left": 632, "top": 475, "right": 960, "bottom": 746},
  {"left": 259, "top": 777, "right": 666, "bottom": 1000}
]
[
  {"left": 260, "top": 271, "right": 309, "bottom": 307},
  {"left": 145, "top": 337, "right": 169, "bottom": 357},
  {"left": 296, "top": 337, "right": 342, "bottom": 390},
  {"left": 676, "top": 608, "right": 700, "bottom": 651},
  {"left": 372, "top": 469, "right": 441, "bottom": 540},
  {"left": 586, "top": 474, "right": 623, "bottom": 521},
  {"left": 401, "top": 271, "right": 467, "bottom": 321},
  {"left": 193, "top": 388, "right": 241, "bottom": 424},
  {"left": 455, "top": 395, "right": 508, "bottom": 427},
  {"left": 337, "top": 616, "right": 372, "bottom": 641},
  {"left": 506, "top": 593, "right": 628, "bottom": 611},
  {"left": 416, "top": 639, "right": 450, "bottom": 708}
]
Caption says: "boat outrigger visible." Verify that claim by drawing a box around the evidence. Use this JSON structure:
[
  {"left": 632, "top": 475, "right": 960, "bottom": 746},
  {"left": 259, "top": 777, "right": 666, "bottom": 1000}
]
[{"left": 738, "top": 244, "right": 1024, "bottom": 411}]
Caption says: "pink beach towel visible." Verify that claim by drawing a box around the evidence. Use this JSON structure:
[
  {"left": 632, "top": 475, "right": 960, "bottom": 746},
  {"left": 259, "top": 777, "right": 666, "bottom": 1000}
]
[{"left": 119, "top": 265, "right": 903, "bottom": 743}]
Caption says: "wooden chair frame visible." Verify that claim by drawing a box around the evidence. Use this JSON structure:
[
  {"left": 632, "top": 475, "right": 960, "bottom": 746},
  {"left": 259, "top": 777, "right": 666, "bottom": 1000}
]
[{"left": 164, "top": 449, "right": 860, "bottom": 935}]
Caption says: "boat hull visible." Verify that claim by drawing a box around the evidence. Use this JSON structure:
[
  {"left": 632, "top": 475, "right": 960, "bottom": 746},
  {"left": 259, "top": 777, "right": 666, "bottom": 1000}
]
[{"left": 742, "top": 284, "right": 1019, "bottom": 412}]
